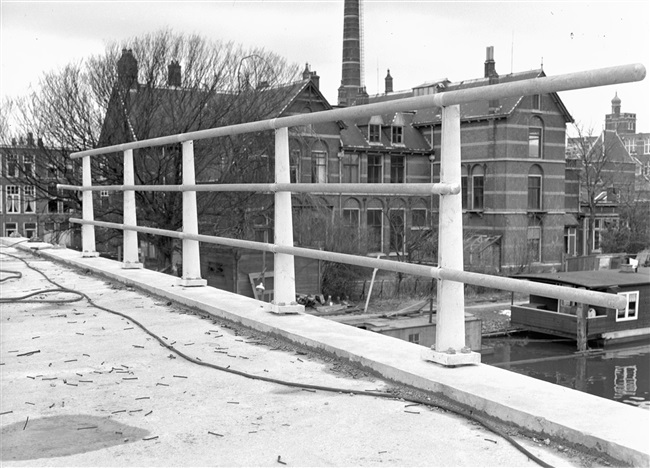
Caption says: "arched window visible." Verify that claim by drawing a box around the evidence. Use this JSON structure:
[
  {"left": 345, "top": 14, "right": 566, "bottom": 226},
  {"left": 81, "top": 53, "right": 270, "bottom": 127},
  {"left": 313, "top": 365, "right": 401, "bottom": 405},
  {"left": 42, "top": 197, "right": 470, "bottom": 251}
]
[
  {"left": 342, "top": 198, "right": 361, "bottom": 229},
  {"left": 310, "top": 140, "right": 328, "bottom": 183},
  {"left": 528, "top": 116, "right": 544, "bottom": 158},
  {"left": 528, "top": 164, "right": 543, "bottom": 210}
]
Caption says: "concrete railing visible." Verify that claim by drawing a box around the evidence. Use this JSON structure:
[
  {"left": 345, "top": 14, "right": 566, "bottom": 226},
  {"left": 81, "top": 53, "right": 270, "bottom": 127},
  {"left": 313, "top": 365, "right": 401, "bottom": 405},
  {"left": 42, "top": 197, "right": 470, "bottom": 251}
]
[{"left": 59, "top": 63, "right": 645, "bottom": 365}]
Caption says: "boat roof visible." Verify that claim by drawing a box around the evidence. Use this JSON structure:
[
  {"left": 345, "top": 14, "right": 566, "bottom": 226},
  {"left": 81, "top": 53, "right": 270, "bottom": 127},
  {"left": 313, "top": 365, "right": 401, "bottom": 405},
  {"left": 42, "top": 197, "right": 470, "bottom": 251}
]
[{"left": 514, "top": 267, "right": 650, "bottom": 289}]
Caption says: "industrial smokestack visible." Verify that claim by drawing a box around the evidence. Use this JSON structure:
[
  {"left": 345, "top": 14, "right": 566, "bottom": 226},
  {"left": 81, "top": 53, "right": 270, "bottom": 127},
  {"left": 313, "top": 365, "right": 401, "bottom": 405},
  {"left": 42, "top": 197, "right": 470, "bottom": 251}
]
[{"left": 338, "top": 0, "right": 363, "bottom": 106}]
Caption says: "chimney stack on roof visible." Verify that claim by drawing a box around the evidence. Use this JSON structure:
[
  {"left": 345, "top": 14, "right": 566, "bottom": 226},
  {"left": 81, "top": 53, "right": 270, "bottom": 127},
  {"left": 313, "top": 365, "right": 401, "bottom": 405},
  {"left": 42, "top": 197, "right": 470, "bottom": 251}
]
[
  {"left": 302, "top": 63, "right": 320, "bottom": 89},
  {"left": 168, "top": 60, "right": 181, "bottom": 87},
  {"left": 117, "top": 48, "right": 139, "bottom": 90},
  {"left": 385, "top": 69, "right": 393, "bottom": 93},
  {"left": 484, "top": 46, "right": 498, "bottom": 78}
]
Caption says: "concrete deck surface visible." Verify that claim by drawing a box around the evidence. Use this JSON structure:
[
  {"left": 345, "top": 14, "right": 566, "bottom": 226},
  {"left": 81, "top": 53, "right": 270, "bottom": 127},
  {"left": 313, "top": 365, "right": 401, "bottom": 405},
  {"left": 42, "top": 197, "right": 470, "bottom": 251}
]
[{"left": 1, "top": 240, "right": 648, "bottom": 467}]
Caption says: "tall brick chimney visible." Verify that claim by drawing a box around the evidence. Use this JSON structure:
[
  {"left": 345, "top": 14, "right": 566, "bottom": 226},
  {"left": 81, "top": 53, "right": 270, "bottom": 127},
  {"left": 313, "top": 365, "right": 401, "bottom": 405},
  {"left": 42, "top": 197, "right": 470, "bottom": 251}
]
[
  {"left": 337, "top": 0, "right": 363, "bottom": 106},
  {"left": 117, "top": 48, "right": 138, "bottom": 90},
  {"left": 168, "top": 60, "right": 181, "bottom": 87}
]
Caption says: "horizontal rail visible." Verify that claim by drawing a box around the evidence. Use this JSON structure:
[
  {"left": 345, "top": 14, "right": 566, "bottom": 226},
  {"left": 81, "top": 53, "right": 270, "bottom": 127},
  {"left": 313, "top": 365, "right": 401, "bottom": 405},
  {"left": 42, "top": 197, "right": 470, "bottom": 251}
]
[
  {"left": 57, "top": 182, "right": 460, "bottom": 196},
  {"left": 70, "top": 63, "right": 646, "bottom": 159},
  {"left": 71, "top": 218, "right": 627, "bottom": 310}
]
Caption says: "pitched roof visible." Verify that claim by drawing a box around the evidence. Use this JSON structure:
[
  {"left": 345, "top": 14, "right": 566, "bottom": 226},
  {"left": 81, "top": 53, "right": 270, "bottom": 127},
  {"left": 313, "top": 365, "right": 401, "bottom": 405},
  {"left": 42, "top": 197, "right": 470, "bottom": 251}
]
[{"left": 411, "top": 70, "right": 574, "bottom": 126}]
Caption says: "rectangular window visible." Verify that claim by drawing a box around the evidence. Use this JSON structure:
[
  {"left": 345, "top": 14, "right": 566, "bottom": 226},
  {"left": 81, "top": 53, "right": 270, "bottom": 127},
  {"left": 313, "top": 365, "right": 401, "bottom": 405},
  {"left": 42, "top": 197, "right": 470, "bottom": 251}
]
[
  {"left": 342, "top": 153, "right": 359, "bottom": 183},
  {"left": 24, "top": 222, "right": 37, "bottom": 239},
  {"left": 342, "top": 208, "right": 359, "bottom": 229},
  {"left": 391, "top": 126, "right": 403, "bottom": 145},
  {"left": 5, "top": 222, "right": 18, "bottom": 237},
  {"left": 616, "top": 291, "right": 639, "bottom": 322},
  {"left": 311, "top": 151, "right": 327, "bottom": 183},
  {"left": 527, "top": 225, "right": 541, "bottom": 263},
  {"left": 367, "top": 209, "right": 383, "bottom": 252},
  {"left": 368, "top": 125, "right": 381, "bottom": 143},
  {"left": 472, "top": 175, "right": 484, "bottom": 210},
  {"left": 390, "top": 155, "right": 404, "bottom": 183},
  {"left": 644, "top": 138, "right": 650, "bottom": 155},
  {"left": 411, "top": 208, "right": 427, "bottom": 229},
  {"left": 408, "top": 333, "right": 420, "bottom": 344},
  {"left": 528, "top": 175, "right": 542, "bottom": 210},
  {"left": 532, "top": 94, "right": 541, "bottom": 110},
  {"left": 290, "top": 149, "right": 300, "bottom": 183},
  {"left": 24, "top": 186, "right": 36, "bottom": 213},
  {"left": 7, "top": 185, "right": 20, "bottom": 213},
  {"left": 389, "top": 209, "right": 405, "bottom": 254},
  {"left": 461, "top": 176, "right": 468, "bottom": 210},
  {"left": 367, "top": 155, "right": 383, "bottom": 183},
  {"left": 592, "top": 218, "right": 607, "bottom": 252},
  {"left": 528, "top": 128, "right": 542, "bottom": 158},
  {"left": 565, "top": 227, "right": 576, "bottom": 256},
  {"left": 24, "top": 155, "right": 35, "bottom": 177},
  {"left": 6, "top": 154, "right": 19, "bottom": 177}
]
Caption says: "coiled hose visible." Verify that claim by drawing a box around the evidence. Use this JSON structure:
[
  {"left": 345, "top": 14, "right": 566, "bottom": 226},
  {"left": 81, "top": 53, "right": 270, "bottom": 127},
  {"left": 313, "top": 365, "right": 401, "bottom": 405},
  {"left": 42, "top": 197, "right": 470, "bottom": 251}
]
[{"left": 0, "top": 245, "right": 553, "bottom": 468}]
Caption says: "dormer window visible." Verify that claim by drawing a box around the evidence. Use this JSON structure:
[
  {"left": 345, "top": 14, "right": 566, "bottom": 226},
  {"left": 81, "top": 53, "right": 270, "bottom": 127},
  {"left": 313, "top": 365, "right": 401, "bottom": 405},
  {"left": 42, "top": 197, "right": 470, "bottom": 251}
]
[
  {"left": 391, "top": 113, "right": 406, "bottom": 146},
  {"left": 391, "top": 125, "right": 403, "bottom": 145},
  {"left": 368, "top": 124, "right": 381, "bottom": 143}
]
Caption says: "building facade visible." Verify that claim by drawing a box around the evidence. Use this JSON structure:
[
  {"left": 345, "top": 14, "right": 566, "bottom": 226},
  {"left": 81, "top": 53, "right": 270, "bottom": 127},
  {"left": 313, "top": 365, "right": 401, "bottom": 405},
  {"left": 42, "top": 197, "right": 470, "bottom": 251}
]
[{"left": 1, "top": 133, "right": 79, "bottom": 247}]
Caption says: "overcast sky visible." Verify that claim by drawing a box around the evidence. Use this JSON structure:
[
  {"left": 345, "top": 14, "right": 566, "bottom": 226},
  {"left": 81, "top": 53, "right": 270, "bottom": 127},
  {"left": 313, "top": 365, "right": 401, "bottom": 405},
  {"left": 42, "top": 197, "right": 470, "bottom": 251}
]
[{"left": 2, "top": 0, "right": 649, "bottom": 132}]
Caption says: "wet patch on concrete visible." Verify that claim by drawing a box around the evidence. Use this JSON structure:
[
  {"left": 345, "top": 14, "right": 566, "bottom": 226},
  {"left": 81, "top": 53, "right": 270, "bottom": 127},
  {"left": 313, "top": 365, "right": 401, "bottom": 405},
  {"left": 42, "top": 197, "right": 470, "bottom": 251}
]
[{"left": 1, "top": 414, "right": 149, "bottom": 461}]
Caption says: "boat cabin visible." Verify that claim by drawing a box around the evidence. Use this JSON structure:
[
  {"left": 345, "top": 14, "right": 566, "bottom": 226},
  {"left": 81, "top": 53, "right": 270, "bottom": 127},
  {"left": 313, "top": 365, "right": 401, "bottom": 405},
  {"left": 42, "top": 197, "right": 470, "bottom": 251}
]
[{"left": 511, "top": 267, "right": 649, "bottom": 346}]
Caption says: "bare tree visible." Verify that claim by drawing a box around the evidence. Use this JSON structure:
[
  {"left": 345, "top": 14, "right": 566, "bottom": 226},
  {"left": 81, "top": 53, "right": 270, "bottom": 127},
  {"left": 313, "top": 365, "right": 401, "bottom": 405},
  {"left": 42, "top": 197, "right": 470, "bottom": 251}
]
[
  {"left": 6, "top": 29, "right": 300, "bottom": 268},
  {"left": 568, "top": 124, "right": 636, "bottom": 254}
]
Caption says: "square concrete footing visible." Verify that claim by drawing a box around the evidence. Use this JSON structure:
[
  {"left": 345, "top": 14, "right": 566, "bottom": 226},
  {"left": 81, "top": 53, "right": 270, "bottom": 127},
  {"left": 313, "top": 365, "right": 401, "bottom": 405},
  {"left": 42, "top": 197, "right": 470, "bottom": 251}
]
[
  {"left": 82, "top": 251, "right": 100, "bottom": 258},
  {"left": 421, "top": 348, "right": 481, "bottom": 366},
  {"left": 122, "top": 262, "right": 143, "bottom": 269},
  {"left": 268, "top": 303, "right": 305, "bottom": 315}
]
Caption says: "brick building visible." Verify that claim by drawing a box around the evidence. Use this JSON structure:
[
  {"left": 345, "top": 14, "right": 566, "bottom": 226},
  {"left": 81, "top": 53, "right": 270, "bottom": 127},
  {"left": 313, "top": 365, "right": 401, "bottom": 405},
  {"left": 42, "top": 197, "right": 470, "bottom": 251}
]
[{"left": 1, "top": 133, "right": 79, "bottom": 247}]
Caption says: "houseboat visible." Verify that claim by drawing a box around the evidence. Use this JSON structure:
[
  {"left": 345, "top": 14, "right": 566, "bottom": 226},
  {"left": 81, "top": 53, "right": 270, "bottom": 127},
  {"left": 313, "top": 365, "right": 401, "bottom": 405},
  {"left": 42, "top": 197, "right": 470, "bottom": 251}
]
[{"left": 511, "top": 266, "right": 649, "bottom": 347}]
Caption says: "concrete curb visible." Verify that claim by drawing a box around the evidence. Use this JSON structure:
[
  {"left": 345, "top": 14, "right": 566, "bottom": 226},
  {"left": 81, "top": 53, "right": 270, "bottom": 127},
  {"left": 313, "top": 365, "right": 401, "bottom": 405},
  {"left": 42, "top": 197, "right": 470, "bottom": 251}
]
[{"left": 4, "top": 240, "right": 649, "bottom": 467}]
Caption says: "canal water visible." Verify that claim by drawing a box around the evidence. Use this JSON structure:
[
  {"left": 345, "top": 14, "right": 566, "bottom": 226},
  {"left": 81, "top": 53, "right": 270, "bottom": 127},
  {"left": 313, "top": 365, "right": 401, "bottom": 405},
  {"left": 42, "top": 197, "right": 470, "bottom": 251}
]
[{"left": 481, "top": 333, "right": 650, "bottom": 410}]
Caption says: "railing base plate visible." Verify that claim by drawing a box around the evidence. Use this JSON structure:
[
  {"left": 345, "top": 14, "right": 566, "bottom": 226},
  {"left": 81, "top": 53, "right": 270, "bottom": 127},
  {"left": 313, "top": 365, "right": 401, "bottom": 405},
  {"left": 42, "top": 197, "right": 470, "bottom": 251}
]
[
  {"left": 268, "top": 303, "right": 305, "bottom": 315},
  {"left": 421, "top": 348, "right": 481, "bottom": 367},
  {"left": 122, "top": 262, "right": 143, "bottom": 270},
  {"left": 179, "top": 278, "right": 208, "bottom": 287},
  {"left": 82, "top": 251, "right": 100, "bottom": 258}
]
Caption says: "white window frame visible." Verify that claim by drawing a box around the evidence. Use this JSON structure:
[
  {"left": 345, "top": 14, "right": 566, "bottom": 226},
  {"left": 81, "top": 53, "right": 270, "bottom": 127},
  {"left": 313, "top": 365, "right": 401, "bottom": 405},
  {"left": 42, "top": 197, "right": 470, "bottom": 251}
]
[
  {"left": 391, "top": 125, "right": 404, "bottom": 145},
  {"left": 408, "top": 333, "right": 420, "bottom": 344},
  {"left": 311, "top": 151, "right": 327, "bottom": 184},
  {"left": 24, "top": 154, "right": 35, "bottom": 177},
  {"left": 24, "top": 222, "right": 37, "bottom": 239},
  {"left": 616, "top": 291, "right": 639, "bottom": 322},
  {"left": 5, "top": 222, "right": 18, "bottom": 237},
  {"left": 368, "top": 124, "right": 381, "bottom": 144},
  {"left": 6, "top": 154, "right": 19, "bottom": 178},
  {"left": 644, "top": 138, "right": 650, "bottom": 155},
  {"left": 24, "top": 186, "right": 36, "bottom": 213},
  {"left": 7, "top": 185, "right": 20, "bottom": 213},
  {"left": 342, "top": 208, "right": 360, "bottom": 229}
]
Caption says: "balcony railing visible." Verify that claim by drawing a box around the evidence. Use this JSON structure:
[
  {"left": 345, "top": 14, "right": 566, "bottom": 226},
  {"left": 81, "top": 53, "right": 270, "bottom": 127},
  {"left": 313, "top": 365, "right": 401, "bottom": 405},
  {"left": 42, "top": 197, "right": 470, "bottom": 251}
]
[{"left": 59, "top": 63, "right": 645, "bottom": 366}]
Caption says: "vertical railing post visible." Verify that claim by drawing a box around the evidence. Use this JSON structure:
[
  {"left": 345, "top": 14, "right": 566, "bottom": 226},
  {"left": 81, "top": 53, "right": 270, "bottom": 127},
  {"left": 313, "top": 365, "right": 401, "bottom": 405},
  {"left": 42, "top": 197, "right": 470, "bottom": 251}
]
[
  {"left": 179, "top": 140, "right": 206, "bottom": 287},
  {"left": 81, "top": 155, "right": 98, "bottom": 257},
  {"left": 122, "top": 149, "right": 142, "bottom": 269},
  {"left": 422, "top": 104, "right": 480, "bottom": 366},
  {"left": 271, "top": 127, "right": 303, "bottom": 314}
]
